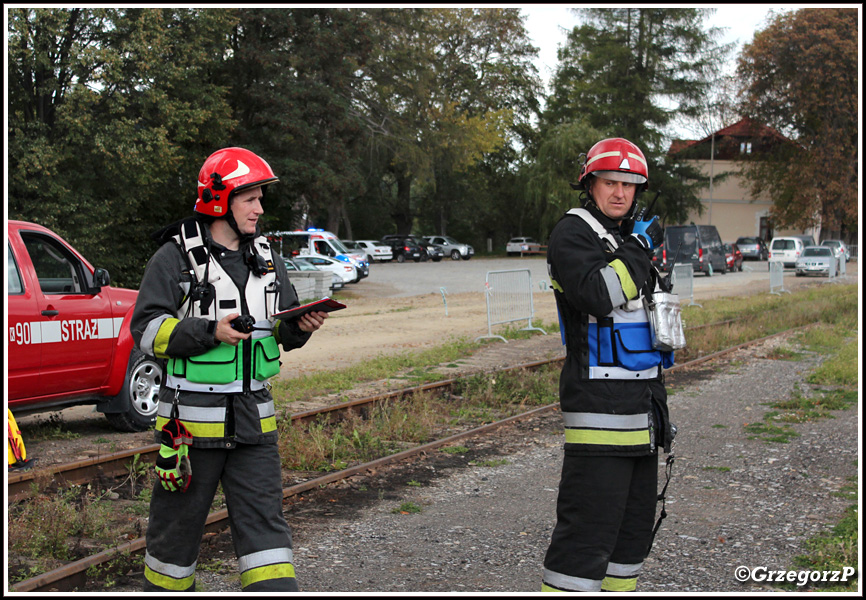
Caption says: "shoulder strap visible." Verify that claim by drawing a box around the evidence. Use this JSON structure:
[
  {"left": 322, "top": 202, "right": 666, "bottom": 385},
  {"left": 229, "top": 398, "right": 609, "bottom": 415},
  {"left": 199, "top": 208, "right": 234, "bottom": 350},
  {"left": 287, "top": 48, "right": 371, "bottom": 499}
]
[{"left": 566, "top": 207, "right": 619, "bottom": 251}]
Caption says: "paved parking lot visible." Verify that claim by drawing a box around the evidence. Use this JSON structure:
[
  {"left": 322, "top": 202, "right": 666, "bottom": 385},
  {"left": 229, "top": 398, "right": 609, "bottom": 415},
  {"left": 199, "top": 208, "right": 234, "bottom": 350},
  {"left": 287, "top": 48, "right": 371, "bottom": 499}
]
[{"left": 352, "top": 257, "right": 856, "bottom": 300}]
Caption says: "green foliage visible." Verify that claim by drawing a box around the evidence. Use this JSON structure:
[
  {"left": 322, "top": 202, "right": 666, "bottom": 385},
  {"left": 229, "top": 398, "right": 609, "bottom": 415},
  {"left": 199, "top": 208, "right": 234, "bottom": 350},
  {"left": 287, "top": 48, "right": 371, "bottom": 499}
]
[
  {"left": 792, "top": 476, "right": 858, "bottom": 591},
  {"left": 539, "top": 8, "right": 730, "bottom": 224},
  {"left": 736, "top": 8, "right": 858, "bottom": 236},
  {"left": 8, "top": 7, "right": 237, "bottom": 288}
]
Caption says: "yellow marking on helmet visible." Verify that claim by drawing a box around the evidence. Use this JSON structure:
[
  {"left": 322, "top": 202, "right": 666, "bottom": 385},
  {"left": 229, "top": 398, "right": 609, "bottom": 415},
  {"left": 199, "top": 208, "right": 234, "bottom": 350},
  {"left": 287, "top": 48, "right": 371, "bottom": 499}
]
[
  {"left": 585, "top": 150, "right": 622, "bottom": 166},
  {"left": 627, "top": 152, "right": 647, "bottom": 166}
]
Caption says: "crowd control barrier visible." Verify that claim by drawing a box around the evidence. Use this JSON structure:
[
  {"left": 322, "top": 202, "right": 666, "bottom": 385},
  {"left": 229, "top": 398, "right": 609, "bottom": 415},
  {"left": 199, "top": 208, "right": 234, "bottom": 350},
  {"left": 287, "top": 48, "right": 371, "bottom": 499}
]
[
  {"left": 670, "top": 264, "right": 701, "bottom": 308},
  {"left": 475, "top": 269, "right": 547, "bottom": 343},
  {"left": 769, "top": 260, "right": 789, "bottom": 295}
]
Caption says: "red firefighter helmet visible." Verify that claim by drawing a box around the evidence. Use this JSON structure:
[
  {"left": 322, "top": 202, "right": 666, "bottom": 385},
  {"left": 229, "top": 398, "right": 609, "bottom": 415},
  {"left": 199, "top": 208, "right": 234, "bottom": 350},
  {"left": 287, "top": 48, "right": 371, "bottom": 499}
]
[
  {"left": 195, "top": 147, "right": 279, "bottom": 217},
  {"left": 574, "top": 137, "right": 649, "bottom": 191}
]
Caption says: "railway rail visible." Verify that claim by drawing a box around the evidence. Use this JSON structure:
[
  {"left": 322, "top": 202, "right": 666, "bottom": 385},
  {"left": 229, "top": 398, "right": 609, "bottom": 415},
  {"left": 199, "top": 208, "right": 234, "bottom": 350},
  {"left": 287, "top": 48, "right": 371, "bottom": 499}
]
[{"left": 9, "top": 323, "right": 811, "bottom": 593}]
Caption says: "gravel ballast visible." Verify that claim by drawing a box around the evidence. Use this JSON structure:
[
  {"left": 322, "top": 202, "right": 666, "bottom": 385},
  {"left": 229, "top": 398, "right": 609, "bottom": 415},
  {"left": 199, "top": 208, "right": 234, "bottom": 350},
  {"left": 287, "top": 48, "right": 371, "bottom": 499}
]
[{"left": 130, "top": 331, "right": 857, "bottom": 594}]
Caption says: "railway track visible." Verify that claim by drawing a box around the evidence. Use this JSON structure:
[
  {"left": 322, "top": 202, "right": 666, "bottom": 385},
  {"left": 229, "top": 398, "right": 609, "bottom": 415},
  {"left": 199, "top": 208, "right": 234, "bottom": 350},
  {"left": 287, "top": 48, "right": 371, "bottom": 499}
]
[{"left": 9, "top": 323, "right": 810, "bottom": 593}]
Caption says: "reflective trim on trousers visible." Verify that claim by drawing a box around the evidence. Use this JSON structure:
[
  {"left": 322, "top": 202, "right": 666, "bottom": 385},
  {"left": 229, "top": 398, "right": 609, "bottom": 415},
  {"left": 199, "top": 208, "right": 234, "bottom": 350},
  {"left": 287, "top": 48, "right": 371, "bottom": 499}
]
[
  {"left": 238, "top": 547, "right": 296, "bottom": 590},
  {"left": 156, "top": 403, "right": 226, "bottom": 438},
  {"left": 257, "top": 401, "right": 277, "bottom": 434},
  {"left": 144, "top": 551, "right": 196, "bottom": 591},
  {"left": 588, "top": 365, "right": 660, "bottom": 380},
  {"left": 607, "top": 560, "right": 644, "bottom": 577},
  {"left": 165, "top": 373, "right": 268, "bottom": 394},
  {"left": 541, "top": 567, "right": 602, "bottom": 592},
  {"left": 564, "top": 428, "right": 650, "bottom": 446},
  {"left": 562, "top": 411, "right": 650, "bottom": 447},
  {"left": 562, "top": 412, "right": 648, "bottom": 430},
  {"left": 602, "top": 574, "right": 639, "bottom": 591}
]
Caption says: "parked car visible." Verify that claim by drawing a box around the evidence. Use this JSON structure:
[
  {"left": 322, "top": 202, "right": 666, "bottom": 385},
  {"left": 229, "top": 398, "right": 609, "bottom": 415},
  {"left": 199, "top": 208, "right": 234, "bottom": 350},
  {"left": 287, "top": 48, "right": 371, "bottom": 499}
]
[
  {"left": 768, "top": 236, "right": 805, "bottom": 268},
  {"left": 295, "top": 255, "right": 358, "bottom": 284},
  {"left": 664, "top": 224, "right": 727, "bottom": 276},
  {"left": 423, "top": 235, "right": 475, "bottom": 261},
  {"left": 735, "top": 236, "right": 769, "bottom": 261},
  {"left": 793, "top": 234, "right": 817, "bottom": 247},
  {"left": 506, "top": 237, "right": 541, "bottom": 256},
  {"left": 723, "top": 242, "right": 744, "bottom": 272},
  {"left": 381, "top": 234, "right": 428, "bottom": 263},
  {"left": 413, "top": 236, "right": 445, "bottom": 262},
  {"left": 282, "top": 256, "right": 344, "bottom": 292},
  {"left": 354, "top": 239, "right": 393, "bottom": 262},
  {"left": 821, "top": 239, "right": 850, "bottom": 263},
  {"left": 795, "top": 246, "right": 836, "bottom": 277},
  {"left": 651, "top": 243, "right": 668, "bottom": 272},
  {"left": 7, "top": 220, "right": 162, "bottom": 432},
  {"left": 267, "top": 229, "right": 369, "bottom": 280}
]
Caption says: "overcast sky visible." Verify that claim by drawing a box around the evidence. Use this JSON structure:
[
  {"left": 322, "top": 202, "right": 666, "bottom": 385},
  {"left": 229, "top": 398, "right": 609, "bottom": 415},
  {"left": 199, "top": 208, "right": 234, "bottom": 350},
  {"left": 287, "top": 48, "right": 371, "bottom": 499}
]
[{"left": 521, "top": 5, "right": 785, "bottom": 92}]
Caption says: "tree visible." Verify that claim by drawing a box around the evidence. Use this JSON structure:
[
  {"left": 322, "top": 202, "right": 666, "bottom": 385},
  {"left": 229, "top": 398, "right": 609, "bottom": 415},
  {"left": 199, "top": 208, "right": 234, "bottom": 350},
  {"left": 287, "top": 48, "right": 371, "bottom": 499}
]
[
  {"left": 221, "top": 9, "right": 374, "bottom": 235},
  {"left": 350, "top": 8, "right": 541, "bottom": 238},
  {"left": 736, "top": 8, "right": 858, "bottom": 237},
  {"left": 539, "top": 8, "right": 732, "bottom": 223},
  {"left": 8, "top": 8, "right": 237, "bottom": 287}
]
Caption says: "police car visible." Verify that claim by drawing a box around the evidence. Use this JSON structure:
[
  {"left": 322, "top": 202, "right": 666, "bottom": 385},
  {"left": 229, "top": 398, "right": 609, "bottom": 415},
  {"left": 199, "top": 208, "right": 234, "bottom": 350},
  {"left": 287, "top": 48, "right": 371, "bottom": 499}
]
[{"left": 7, "top": 220, "right": 162, "bottom": 432}]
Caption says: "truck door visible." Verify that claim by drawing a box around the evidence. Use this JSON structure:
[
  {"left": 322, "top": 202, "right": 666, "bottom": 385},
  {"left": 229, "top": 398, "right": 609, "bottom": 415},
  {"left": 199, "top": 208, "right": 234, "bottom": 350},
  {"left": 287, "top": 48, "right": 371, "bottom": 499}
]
[
  {"left": 7, "top": 243, "right": 42, "bottom": 400},
  {"left": 18, "top": 231, "right": 116, "bottom": 397}
]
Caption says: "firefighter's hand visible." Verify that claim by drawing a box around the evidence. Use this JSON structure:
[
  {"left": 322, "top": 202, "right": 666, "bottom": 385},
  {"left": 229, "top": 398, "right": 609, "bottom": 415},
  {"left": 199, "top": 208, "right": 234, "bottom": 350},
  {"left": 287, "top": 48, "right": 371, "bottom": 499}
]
[
  {"left": 297, "top": 310, "right": 327, "bottom": 333},
  {"left": 215, "top": 313, "right": 250, "bottom": 346},
  {"left": 630, "top": 216, "right": 663, "bottom": 250}
]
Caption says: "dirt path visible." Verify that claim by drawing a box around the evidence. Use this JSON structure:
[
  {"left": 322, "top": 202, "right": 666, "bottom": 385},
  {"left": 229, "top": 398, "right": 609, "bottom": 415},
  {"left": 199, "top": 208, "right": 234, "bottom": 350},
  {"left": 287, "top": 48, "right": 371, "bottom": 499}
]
[{"left": 277, "top": 290, "right": 561, "bottom": 380}]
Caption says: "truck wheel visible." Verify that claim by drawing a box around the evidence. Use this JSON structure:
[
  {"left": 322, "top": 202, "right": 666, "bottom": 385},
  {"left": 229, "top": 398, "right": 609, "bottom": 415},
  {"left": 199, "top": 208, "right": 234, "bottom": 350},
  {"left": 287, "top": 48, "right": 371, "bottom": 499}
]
[{"left": 105, "top": 350, "right": 162, "bottom": 432}]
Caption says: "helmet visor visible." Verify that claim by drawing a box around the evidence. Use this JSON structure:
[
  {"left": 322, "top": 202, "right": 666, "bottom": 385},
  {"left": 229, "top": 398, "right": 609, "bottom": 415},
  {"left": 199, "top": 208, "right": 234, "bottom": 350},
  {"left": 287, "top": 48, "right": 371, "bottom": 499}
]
[{"left": 593, "top": 170, "right": 647, "bottom": 185}]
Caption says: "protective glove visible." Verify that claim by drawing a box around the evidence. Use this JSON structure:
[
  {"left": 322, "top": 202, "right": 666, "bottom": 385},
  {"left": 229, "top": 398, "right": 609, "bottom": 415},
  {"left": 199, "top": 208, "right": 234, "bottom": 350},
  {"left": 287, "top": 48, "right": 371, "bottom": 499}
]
[
  {"left": 155, "top": 418, "right": 193, "bottom": 492},
  {"left": 630, "top": 216, "right": 664, "bottom": 250}
]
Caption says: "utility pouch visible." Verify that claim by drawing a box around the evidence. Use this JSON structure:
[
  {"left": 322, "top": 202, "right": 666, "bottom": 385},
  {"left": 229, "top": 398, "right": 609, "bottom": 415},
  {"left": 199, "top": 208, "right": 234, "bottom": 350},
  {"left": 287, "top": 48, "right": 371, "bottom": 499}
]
[
  {"left": 645, "top": 291, "right": 686, "bottom": 351},
  {"left": 252, "top": 336, "right": 282, "bottom": 380},
  {"left": 177, "top": 343, "right": 240, "bottom": 384}
]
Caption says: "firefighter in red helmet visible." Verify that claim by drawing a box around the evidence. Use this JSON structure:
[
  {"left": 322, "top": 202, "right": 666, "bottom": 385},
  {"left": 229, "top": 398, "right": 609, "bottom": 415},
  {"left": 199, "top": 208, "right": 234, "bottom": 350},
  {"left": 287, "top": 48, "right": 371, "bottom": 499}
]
[
  {"left": 131, "top": 147, "right": 328, "bottom": 592},
  {"left": 542, "top": 138, "right": 675, "bottom": 592}
]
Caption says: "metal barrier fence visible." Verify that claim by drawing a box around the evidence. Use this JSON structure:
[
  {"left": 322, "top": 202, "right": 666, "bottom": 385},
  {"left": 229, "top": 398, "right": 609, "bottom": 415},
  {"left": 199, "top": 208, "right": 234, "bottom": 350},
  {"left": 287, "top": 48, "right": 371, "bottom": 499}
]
[
  {"left": 670, "top": 264, "right": 701, "bottom": 308},
  {"left": 822, "top": 254, "right": 839, "bottom": 283},
  {"left": 769, "top": 260, "right": 789, "bottom": 295},
  {"left": 475, "top": 269, "right": 547, "bottom": 343}
]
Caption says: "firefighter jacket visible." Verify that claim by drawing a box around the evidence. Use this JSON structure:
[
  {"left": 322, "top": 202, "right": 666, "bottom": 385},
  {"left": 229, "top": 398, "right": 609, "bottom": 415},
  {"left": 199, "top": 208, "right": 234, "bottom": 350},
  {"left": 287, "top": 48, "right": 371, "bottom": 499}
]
[
  {"left": 547, "top": 204, "right": 674, "bottom": 457},
  {"left": 131, "top": 217, "right": 311, "bottom": 449}
]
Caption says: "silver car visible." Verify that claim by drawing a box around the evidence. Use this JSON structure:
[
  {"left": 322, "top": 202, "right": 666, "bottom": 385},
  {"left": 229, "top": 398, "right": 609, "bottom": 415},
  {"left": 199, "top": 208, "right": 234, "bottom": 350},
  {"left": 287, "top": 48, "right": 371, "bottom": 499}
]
[
  {"left": 821, "top": 240, "right": 850, "bottom": 263},
  {"left": 423, "top": 235, "right": 474, "bottom": 261},
  {"left": 795, "top": 246, "right": 836, "bottom": 277}
]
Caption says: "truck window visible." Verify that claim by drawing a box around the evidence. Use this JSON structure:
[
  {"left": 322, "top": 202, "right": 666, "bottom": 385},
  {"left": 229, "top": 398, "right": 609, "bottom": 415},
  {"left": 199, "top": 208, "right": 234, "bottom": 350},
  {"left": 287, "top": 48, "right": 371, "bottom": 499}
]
[
  {"left": 8, "top": 244, "right": 24, "bottom": 294},
  {"left": 21, "top": 233, "right": 85, "bottom": 294}
]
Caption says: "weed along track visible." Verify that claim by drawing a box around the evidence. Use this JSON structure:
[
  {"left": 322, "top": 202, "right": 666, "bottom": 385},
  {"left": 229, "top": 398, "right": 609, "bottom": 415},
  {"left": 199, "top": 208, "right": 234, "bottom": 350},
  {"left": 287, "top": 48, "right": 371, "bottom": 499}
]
[{"left": 8, "top": 320, "right": 821, "bottom": 593}]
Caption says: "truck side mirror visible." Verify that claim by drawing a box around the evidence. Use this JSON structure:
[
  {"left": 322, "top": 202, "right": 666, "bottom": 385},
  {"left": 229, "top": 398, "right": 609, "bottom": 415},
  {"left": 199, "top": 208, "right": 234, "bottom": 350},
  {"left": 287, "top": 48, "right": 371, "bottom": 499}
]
[{"left": 93, "top": 268, "right": 111, "bottom": 288}]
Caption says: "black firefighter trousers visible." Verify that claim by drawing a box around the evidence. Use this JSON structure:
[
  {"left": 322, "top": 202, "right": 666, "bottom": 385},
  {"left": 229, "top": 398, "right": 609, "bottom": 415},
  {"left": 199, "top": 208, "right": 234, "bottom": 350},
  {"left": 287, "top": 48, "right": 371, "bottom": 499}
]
[
  {"left": 143, "top": 443, "right": 298, "bottom": 592},
  {"left": 542, "top": 452, "right": 659, "bottom": 592}
]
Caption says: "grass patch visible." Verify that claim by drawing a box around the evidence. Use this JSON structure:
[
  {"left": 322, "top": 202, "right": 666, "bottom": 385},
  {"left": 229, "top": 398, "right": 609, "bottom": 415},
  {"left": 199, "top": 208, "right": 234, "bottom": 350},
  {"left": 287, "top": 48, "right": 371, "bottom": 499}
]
[
  {"left": 789, "top": 475, "right": 858, "bottom": 591},
  {"left": 393, "top": 501, "right": 422, "bottom": 514},
  {"left": 743, "top": 419, "right": 799, "bottom": 444},
  {"left": 441, "top": 446, "right": 470, "bottom": 455},
  {"left": 807, "top": 339, "right": 858, "bottom": 387},
  {"left": 702, "top": 466, "right": 731, "bottom": 472}
]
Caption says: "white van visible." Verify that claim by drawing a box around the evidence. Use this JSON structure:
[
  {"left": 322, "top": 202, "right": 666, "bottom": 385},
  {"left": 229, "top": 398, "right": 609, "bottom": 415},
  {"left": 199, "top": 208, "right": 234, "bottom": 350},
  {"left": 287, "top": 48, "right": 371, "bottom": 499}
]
[
  {"left": 768, "top": 236, "right": 805, "bottom": 268},
  {"left": 267, "top": 229, "right": 369, "bottom": 279}
]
